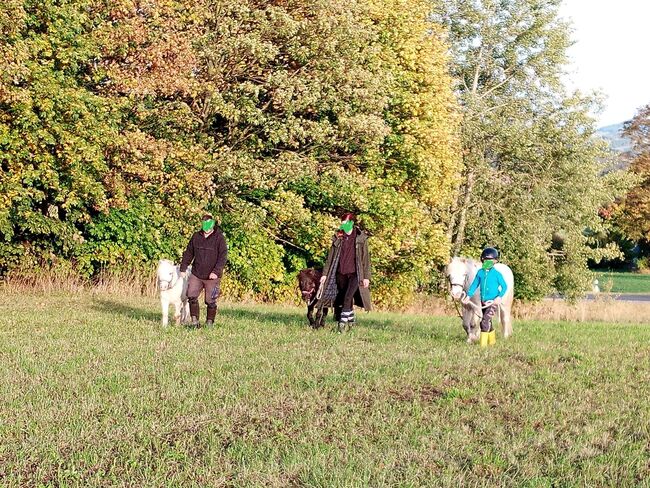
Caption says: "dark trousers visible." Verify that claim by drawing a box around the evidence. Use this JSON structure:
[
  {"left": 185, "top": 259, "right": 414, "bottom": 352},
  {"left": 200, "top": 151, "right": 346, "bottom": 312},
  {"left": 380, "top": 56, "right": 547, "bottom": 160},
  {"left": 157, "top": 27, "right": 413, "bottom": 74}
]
[
  {"left": 187, "top": 273, "right": 221, "bottom": 321},
  {"left": 336, "top": 272, "right": 359, "bottom": 313},
  {"left": 480, "top": 303, "right": 498, "bottom": 332}
]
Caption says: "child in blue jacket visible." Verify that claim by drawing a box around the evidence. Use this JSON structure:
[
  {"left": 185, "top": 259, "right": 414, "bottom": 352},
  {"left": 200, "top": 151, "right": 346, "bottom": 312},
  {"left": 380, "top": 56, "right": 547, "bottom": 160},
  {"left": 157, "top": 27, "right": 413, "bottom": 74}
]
[{"left": 462, "top": 247, "right": 508, "bottom": 346}]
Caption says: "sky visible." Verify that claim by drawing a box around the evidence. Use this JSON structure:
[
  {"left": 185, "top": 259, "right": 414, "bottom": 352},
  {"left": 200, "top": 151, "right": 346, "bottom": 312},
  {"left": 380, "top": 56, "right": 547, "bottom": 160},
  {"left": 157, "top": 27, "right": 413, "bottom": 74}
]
[{"left": 559, "top": 0, "right": 650, "bottom": 128}]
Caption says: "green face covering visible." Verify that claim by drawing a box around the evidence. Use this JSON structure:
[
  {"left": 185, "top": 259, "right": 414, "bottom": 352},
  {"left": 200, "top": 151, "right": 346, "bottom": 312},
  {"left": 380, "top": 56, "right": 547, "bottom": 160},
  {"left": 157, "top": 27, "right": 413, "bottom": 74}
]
[
  {"left": 202, "top": 219, "right": 215, "bottom": 232},
  {"left": 482, "top": 259, "right": 494, "bottom": 271},
  {"left": 339, "top": 220, "right": 354, "bottom": 234}
]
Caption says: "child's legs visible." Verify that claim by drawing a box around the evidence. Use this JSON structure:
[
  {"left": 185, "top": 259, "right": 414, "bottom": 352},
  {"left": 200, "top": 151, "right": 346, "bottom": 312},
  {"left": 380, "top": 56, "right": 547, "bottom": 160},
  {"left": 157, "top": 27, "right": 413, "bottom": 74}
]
[{"left": 480, "top": 303, "right": 498, "bottom": 332}]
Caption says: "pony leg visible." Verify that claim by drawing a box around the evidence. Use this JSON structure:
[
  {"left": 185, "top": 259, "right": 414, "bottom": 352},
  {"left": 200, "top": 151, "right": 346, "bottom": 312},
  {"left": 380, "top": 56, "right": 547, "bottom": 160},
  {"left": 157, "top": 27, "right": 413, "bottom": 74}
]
[
  {"left": 307, "top": 304, "right": 315, "bottom": 327},
  {"left": 315, "top": 307, "right": 327, "bottom": 328},
  {"left": 181, "top": 299, "right": 189, "bottom": 323},
  {"left": 463, "top": 309, "right": 480, "bottom": 343},
  {"left": 500, "top": 305, "right": 513, "bottom": 338},
  {"left": 161, "top": 298, "right": 169, "bottom": 327},
  {"left": 173, "top": 300, "right": 182, "bottom": 325}
]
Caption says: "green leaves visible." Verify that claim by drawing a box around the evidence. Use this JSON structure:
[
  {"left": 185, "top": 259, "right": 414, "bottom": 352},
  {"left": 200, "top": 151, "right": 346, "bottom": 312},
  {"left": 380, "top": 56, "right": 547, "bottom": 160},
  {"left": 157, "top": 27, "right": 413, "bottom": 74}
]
[
  {"left": 439, "top": 0, "right": 631, "bottom": 299},
  {"left": 1, "top": 0, "right": 456, "bottom": 306}
]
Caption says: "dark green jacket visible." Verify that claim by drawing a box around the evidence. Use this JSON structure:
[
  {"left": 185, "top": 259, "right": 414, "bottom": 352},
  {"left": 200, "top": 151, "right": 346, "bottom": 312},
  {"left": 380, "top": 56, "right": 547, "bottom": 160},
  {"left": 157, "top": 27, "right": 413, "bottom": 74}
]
[{"left": 317, "top": 228, "right": 372, "bottom": 311}]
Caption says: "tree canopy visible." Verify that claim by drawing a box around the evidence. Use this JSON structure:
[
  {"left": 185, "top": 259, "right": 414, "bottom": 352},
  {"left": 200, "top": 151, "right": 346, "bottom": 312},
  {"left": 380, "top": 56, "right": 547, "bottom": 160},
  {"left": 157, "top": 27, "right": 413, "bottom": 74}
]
[
  {"left": 618, "top": 105, "right": 650, "bottom": 244},
  {"left": 434, "top": 0, "right": 628, "bottom": 299},
  {"left": 0, "top": 0, "right": 460, "bottom": 305}
]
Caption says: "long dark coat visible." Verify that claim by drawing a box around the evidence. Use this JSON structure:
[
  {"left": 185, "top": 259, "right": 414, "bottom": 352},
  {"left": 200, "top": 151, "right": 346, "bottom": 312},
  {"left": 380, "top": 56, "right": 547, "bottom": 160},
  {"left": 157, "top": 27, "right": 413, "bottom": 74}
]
[{"left": 316, "top": 228, "right": 372, "bottom": 311}]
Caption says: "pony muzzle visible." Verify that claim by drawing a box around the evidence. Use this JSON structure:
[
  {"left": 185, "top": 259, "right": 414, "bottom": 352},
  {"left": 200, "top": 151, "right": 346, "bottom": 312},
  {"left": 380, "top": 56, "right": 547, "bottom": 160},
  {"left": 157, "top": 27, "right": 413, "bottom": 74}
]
[{"left": 450, "top": 287, "right": 465, "bottom": 300}]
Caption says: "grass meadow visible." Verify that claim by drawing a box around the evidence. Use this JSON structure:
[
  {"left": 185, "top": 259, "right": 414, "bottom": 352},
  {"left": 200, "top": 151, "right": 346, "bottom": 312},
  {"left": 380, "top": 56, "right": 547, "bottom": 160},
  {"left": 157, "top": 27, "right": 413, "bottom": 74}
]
[
  {"left": 595, "top": 271, "right": 650, "bottom": 294},
  {"left": 1, "top": 290, "right": 650, "bottom": 487}
]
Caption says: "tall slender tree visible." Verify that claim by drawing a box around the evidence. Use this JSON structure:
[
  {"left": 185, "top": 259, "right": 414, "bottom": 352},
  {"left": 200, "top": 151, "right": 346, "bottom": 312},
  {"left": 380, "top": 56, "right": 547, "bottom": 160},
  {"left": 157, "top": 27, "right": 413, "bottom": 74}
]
[{"left": 433, "top": 0, "right": 627, "bottom": 298}]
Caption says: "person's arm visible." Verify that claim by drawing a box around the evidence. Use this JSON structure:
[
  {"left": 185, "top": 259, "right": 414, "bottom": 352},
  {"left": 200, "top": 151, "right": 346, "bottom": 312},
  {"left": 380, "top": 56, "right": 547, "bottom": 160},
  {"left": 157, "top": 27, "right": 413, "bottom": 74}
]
[
  {"left": 179, "top": 235, "right": 195, "bottom": 274},
  {"left": 363, "top": 241, "right": 371, "bottom": 279},
  {"left": 496, "top": 269, "right": 508, "bottom": 297},
  {"left": 361, "top": 238, "right": 371, "bottom": 287},
  {"left": 211, "top": 231, "right": 228, "bottom": 278},
  {"left": 320, "top": 237, "right": 336, "bottom": 283}
]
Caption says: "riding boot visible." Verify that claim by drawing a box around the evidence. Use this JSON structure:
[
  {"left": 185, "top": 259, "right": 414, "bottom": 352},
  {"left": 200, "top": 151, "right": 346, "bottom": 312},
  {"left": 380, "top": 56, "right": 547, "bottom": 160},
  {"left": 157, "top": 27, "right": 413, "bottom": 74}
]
[
  {"left": 190, "top": 316, "right": 200, "bottom": 328},
  {"left": 480, "top": 331, "right": 489, "bottom": 347},
  {"left": 488, "top": 330, "right": 496, "bottom": 345},
  {"left": 189, "top": 298, "right": 199, "bottom": 322},
  {"left": 336, "top": 313, "right": 348, "bottom": 333},
  {"left": 334, "top": 305, "right": 343, "bottom": 323},
  {"left": 341, "top": 310, "right": 355, "bottom": 331},
  {"left": 206, "top": 304, "right": 217, "bottom": 328}
]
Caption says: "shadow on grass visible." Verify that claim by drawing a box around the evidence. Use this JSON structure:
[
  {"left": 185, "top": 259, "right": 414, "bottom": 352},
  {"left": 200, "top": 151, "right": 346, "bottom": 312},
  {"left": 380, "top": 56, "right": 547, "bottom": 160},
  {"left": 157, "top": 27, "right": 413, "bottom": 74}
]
[
  {"left": 92, "top": 298, "right": 160, "bottom": 322},
  {"left": 89, "top": 298, "right": 459, "bottom": 341},
  {"left": 219, "top": 306, "right": 305, "bottom": 327},
  {"left": 219, "top": 305, "right": 397, "bottom": 332}
]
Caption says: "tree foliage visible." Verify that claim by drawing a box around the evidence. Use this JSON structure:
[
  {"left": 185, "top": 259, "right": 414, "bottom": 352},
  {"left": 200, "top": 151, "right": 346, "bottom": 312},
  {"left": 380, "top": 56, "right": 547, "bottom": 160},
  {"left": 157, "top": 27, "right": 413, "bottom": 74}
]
[
  {"left": 1, "top": 0, "right": 460, "bottom": 306},
  {"left": 615, "top": 105, "right": 650, "bottom": 245},
  {"left": 434, "top": 0, "right": 629, "bottom": 299}
]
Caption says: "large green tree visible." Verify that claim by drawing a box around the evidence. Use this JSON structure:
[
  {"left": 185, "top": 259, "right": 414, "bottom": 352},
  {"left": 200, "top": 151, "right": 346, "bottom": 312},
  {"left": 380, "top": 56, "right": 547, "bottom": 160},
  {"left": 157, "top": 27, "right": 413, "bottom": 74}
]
[
  {"left": 1, "top": 0, "right": 460, "bottom": 306},
  {"left": 433, "top": 0, "right": 627, "bottom": 299}
]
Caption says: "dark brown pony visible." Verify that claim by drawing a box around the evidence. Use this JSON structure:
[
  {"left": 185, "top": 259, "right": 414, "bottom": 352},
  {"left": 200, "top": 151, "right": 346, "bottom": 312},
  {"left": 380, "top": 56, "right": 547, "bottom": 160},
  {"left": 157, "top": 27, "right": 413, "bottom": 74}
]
[{"left": 297, "top": 268, "right": 328, "bottom": 328}]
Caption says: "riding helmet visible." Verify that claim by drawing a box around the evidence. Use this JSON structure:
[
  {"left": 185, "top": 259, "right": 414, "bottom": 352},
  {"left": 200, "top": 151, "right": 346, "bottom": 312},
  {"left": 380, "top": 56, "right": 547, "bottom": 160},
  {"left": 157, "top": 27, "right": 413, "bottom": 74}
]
[{"left": 480, "top": 247, "right": 499, "bottom": 261}]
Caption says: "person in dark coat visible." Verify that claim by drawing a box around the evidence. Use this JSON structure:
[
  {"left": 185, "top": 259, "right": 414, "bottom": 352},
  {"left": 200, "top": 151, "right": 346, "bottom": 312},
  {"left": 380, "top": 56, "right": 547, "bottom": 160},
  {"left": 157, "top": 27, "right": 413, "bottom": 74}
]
[
  {"left": 180, "top": 213, "right": 227, "bottom": 328},
  {"left": 317, "top": 211, "right": 372, "bottom": 332}
]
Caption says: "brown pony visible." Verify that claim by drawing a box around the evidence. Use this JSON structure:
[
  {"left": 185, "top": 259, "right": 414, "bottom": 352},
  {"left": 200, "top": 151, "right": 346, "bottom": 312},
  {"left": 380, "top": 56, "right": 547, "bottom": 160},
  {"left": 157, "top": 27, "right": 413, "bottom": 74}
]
[{"left": 297, "top": 268, "right": 328, "bottom": 328}]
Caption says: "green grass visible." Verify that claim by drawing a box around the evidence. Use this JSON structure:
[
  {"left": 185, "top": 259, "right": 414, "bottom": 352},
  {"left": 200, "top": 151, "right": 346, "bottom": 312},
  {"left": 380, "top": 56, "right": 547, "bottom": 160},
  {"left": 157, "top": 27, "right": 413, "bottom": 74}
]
[
  {"left": 1, "top": 291, "right": 650, "bottom": 487},
  {"left": 595, "top": 271, "right": 650, "bottom": 294}
]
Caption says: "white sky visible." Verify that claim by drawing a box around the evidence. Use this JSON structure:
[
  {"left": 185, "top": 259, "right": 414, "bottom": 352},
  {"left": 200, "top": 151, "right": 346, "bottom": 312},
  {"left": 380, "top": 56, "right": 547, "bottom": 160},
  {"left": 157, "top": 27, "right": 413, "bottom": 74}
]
[{"left": 559, "top": 0, "right": 650, "bottom": 127}]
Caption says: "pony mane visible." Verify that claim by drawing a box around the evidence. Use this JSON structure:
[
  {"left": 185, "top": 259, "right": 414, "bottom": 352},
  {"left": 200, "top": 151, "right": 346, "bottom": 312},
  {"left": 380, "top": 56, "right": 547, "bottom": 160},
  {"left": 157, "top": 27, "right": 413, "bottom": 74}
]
[{"left": 446, "top": 256, "right": 477, "bottom": 275}]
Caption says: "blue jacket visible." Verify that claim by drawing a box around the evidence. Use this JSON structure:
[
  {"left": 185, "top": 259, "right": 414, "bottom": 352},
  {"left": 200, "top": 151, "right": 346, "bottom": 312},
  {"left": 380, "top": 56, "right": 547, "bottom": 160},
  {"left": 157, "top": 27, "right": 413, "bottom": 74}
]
[{"left": 467, "top": 267, "right": 508, "bottom": 302}]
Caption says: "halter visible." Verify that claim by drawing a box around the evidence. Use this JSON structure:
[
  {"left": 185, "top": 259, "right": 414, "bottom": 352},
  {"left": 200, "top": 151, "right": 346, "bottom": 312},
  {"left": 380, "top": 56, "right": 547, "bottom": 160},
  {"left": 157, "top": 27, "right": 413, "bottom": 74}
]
[
  {"left": 446, "top": 271, "right": 469, "bottom": 294},
  {"left": 447, "top": 266, "right": 500, "bottom": 321},
  {"left": 159, "top": 268, "right": 179, "bottom": 291}
]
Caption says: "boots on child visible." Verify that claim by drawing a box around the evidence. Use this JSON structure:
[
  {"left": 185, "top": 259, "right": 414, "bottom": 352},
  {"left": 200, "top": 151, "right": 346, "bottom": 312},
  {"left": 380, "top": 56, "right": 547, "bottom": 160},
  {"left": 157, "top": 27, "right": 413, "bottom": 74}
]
[{"left": 480, "top": 329, "right": 497, "bottom": 347}]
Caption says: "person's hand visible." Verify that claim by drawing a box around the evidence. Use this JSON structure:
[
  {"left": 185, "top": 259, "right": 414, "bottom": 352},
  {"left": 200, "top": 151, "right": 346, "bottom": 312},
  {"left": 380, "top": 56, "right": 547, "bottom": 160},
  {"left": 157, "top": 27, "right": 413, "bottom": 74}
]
[
  {"left": 461, "top": 295, "right": 471, "bottom": 305},
  {"left": 320, "top": 275, "right": 327, "bottom": 284},
  {"left": 362, "top": 279, "right": 370, "bottom": 288},
  {"left": 180, "top": 271, "right": 187, "bottom": 278},
  {"left": 493, "top": 296, "right": 502, "bottom": 305},
  {"left": 209, "top": 272, "right": 218, "bottom": 280}
]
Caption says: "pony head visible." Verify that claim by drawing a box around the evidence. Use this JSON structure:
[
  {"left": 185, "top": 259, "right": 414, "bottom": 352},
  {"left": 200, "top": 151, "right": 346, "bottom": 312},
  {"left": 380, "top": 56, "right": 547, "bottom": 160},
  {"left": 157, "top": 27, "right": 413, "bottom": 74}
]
[
  {"left": 445, "top": 257, "right": 473, "bottom": 300},
  {"left": 297, "top": 268, "right": 322, "bottom": 302},
  {"left": 157, "top": 259, "right": 177, "bottom": 291}
]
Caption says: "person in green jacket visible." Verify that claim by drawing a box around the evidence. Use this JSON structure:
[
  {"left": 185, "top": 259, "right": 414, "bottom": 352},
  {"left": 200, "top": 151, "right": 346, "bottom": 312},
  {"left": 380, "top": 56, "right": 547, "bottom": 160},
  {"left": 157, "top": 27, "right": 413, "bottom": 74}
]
[{"left": 462, "top": 247, "right": 508, "bottom": 346}]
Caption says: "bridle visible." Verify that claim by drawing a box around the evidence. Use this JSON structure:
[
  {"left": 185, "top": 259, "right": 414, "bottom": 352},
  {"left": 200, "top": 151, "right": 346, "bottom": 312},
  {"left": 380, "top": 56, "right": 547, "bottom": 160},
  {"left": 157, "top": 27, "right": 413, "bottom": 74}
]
[
  {"left": 302, "top": 287, "right": 318, "bottom": 306},
  {"left": 446, "top": 272, "right": 469, "bottom": 300},
  {"left": 447, "top": 268, "right": 500, "bottom": 321},
  {"left": 159, "top": 270, "right": 179, "bottom": 291},
  {"left": 447, "top": 270, "right": 486, "bottom": 320}
]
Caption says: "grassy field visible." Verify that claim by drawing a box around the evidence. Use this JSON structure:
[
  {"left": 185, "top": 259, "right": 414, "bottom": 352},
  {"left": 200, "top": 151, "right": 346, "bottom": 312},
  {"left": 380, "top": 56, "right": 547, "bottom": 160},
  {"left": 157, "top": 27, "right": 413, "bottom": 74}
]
[
  {"left": 1, "top": 291, "right": 650, "bottom": 487},
  {"left": 595, "top": 270, "right": 650, "bottom": 294}
]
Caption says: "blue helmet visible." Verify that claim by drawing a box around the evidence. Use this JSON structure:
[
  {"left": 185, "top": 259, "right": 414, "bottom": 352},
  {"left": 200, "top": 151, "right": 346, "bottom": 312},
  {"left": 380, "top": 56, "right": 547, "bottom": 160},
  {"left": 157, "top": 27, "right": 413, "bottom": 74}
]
[{"left": 480, "top": 247, "right": 499, "bottom": 261}]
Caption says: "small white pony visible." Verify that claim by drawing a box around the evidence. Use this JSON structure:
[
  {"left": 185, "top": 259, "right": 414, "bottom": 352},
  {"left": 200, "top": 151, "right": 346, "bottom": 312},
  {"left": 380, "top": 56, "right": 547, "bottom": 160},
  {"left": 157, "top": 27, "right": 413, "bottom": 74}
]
[
  {"left": 445, "top": 257, "right": 514, "bottom": 343},
  {"left": 156, "top": 259, "right": 190, "bottom": 327}
]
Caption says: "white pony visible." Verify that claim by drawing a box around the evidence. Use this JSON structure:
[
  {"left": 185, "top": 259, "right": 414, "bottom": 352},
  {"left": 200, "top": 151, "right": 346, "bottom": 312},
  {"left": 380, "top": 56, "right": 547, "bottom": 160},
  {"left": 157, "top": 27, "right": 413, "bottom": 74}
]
[
  {"left": 445, "top": 257, "right": 514, "bottom": 343},
  {"left": 156, "top": 259, "right": 190, "bottom": 327}
]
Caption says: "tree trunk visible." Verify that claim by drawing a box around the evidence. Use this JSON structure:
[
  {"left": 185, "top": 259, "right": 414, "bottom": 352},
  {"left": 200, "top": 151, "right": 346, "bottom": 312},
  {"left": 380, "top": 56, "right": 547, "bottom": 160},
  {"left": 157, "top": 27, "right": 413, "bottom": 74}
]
[{"left": 451, "top": 170, "right": 475, "bottom": 256}]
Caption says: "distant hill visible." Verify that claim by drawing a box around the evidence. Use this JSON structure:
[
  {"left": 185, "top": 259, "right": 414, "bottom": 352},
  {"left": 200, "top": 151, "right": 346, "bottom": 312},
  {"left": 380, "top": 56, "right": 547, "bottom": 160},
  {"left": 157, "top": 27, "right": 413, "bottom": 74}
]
[{"left": 596, "top": 123, "right": 633, "bottom": 153}]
